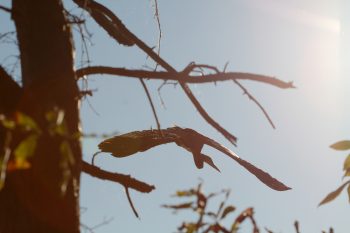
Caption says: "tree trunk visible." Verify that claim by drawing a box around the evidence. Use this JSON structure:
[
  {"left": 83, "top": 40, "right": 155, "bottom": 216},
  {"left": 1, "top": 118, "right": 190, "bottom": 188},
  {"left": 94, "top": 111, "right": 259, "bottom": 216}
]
[{"left": 0, "top": 0, "right": 81, "bottom": 232}]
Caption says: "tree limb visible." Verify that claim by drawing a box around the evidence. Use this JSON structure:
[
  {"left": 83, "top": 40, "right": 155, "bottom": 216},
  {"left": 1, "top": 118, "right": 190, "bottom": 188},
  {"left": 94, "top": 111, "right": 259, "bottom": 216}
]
[
  {"left": 81, "top": 161, "right": 155, "bottom": 193},
  {"left": 73, "top": 0, "right": 240, "bottom": 145},
  {"left": 76, "top": 66, "right": 294, "bottom": 89}
]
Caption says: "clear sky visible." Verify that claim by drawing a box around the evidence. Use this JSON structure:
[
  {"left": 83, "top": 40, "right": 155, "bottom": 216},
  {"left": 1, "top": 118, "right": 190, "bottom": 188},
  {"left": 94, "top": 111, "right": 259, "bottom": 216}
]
[{"left": 1, "top": 0, "right": 349, "bottom": 232}]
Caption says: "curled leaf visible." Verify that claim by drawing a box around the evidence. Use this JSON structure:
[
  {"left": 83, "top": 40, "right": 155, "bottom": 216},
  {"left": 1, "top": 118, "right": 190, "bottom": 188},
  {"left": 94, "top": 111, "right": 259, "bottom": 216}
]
[
  {"left": 319, "top": 181, "right": 350, "bottom": 206},
  {"left": 330, "top": 140, "right": 350, "bottom": 151}
]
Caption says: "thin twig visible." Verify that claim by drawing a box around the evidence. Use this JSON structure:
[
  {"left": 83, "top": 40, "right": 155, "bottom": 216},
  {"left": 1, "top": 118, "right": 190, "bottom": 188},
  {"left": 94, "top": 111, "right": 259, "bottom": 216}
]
[
  {"left": 125, "top": 187, "right": 139, "bottom": 218},
  {"left": 233, "top": 80, "right": 276, "bottom": 129},
  {"left": 139, "top": 78, "right": 161, "bottom": 131},
  {"left": 152, "top": 0, "right": 162, "bottom": 71},
  {"left": 0, "top": 5, "right": 11, "bottom": 13}
]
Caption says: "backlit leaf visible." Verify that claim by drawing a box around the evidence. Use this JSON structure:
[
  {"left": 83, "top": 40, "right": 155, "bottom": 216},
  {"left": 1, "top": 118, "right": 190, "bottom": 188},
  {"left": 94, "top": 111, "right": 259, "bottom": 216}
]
[
  {"left": 330, "top": 140, "right": 350, "bottom": 151},
  {"left": 15, "top": 112, "right": 39, "bottom": 132},
  {"left": 319, "top": 181, "right": 350, "bottom": 206},
  {"left": 14, "top": 134, "right": 38, "bottom": 161}
]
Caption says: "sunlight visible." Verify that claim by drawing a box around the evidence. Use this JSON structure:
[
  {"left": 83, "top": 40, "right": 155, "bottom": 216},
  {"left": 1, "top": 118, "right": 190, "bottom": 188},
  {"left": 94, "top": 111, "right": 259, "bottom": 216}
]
[
  {"left": 249, "top": 0, "right": 342, "bottom": 116},
  {"left": 250, "top": 0, "right": 341, "bottom": 33}
]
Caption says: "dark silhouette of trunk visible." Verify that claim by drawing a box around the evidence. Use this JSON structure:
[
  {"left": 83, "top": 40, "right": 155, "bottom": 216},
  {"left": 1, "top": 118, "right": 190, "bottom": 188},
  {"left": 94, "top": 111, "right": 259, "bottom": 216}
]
[{"left": 0, "top": 0, "right": 81, "bottom": 232}]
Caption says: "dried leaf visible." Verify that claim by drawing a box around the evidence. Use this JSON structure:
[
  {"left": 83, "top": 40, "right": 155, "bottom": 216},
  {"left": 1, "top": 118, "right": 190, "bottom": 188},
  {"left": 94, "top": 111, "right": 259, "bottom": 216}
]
[
  {"left": 330, "top": 140, "right": 350, "bottom": 151},
  {"left": 347, "top": 184, "right": 350, "bottom": 203},
  {"left": 221, "top": 205, "right": 236, "bottom": 219},
  {"left": 162, "top": 202, "right": 193, "bottom": 210},
  {"left": 319, "top": 181, "right": 350, "bottom": 206},
  {"left": 98, "top": 129, "right": 174, "bottom": 157}
]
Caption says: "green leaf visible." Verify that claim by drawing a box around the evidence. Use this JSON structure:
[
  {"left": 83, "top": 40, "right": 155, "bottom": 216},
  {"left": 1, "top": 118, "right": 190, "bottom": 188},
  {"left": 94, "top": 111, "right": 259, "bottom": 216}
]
[
  {"left": 220, "top": 205, "right": 236, "bottom": 219},
  {"left": 330, "top": 140, "right": 350, "bottom": 151},
  {"left": 319, "top": 181, "right": 350, "bottom": 206},
  {"left": 343, "top": 155, "right": 350, "bottom": 171},
  {"left": 15, "top": 112, "right": 39, "bottom": 132},
  {"left": 14, "top": 134, "right": 38, "bottom": 161}
]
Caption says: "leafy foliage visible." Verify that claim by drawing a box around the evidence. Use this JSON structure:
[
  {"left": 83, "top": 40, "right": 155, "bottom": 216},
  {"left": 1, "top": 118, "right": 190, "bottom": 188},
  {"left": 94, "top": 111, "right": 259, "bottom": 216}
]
[
  {"left": 0, "top": 109, "right": 76, "bottom": 193},
  {"left": 319, "top": 140, "right": 350, "bottom": 206},
  {"left": 165, "top": 184, "right": 335, "bottom": 233}
]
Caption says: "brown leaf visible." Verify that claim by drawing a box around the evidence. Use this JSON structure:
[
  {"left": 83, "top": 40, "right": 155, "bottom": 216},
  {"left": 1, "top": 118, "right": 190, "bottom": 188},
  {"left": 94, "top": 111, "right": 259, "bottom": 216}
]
[
  {"left": 220, "top": 205, "right": 236, "bottom": 219},
  {"left": 162, "top": 202, "right": 193, "bottom": 210},
  {"left": 319, "top": 181, "right": 350, "bottom": 206}
]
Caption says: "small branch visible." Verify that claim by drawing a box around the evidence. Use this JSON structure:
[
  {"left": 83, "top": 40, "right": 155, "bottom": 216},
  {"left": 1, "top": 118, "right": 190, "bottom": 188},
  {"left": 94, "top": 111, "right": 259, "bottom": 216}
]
[
  {"left": 0, "top": 5, "right": 11, "bottom": 13},
  {"left": 81, "top": 161, "right": 155, "bottom": 193},
  {"left": 125, "top": 187, "right": 139, "bottom": 218},
  {"left": 152, "top": 0, "right": 162, "bottom": 70},
  {"left": 139, "top": 79, "right": 161, "bottom": 131},
  {"left": 76, "top": 66, "right": 294, "bottom": 89},
  {"left": 233, "top": 80, "right": 276, "bottom": 129}
]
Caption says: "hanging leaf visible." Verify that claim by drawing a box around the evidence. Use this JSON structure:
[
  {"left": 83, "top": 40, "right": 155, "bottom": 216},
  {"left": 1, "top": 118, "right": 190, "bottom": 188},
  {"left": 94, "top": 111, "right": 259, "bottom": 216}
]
[
  {"left": 347, "top": 184, "right": 350, "bottom": 203},
  {"left": 220, "top": 205, "right": 236, "bottom": 219},
  {"left": 343, "top": 155, "right": 350, "bottom": 171},
  {"left": 319, "top": 181, "right": 350, "bottom": 206},
  {"left": 99, "top": 127, "right": 290, "bottom": 191},
  {"left": 330, "top": 140, "right": 350, "bottom": 151}
]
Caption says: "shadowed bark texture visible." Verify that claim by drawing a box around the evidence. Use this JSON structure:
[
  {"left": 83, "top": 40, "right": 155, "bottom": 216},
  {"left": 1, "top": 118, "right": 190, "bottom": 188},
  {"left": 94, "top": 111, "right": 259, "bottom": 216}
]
[{"left": 0, "top": 0, "right": 81, "bottom": 232}]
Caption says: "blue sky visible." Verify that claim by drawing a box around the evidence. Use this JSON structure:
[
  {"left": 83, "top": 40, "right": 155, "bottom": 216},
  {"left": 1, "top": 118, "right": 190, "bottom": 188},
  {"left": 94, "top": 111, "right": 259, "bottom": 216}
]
[{"left": 1, "top": 0, "right": 349, "bottom": 232}]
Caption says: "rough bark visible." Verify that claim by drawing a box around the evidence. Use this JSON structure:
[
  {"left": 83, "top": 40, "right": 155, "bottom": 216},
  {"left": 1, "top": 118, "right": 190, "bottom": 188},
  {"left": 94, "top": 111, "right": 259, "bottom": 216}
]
[{"left": 0, "top": 1, "right": 81, "bottom": 232}]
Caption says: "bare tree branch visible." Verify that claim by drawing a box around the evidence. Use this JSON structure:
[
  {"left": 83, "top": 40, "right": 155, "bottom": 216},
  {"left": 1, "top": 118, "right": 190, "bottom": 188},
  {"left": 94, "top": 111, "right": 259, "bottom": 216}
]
[
  {"left": 233, "top": 80, "right": 276, "bottom": 129},
  {"left": 81, "top": 161, "right": 155, "bottom": 193},
  {"left": 139, "top": 78, "right": 161, "bottom": 131},
  {"left": 73, "top": 0, "right": 240, "bottom": 145},
  {"left": 76, "top": 66, "right": 294, "bottom": 89}
]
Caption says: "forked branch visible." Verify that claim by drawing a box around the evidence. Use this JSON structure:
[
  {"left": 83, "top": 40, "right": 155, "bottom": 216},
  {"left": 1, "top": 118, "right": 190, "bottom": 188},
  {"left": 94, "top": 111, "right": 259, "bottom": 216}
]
[{"left": 73, "top": 0, "right": 240, "bottom": 145}]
